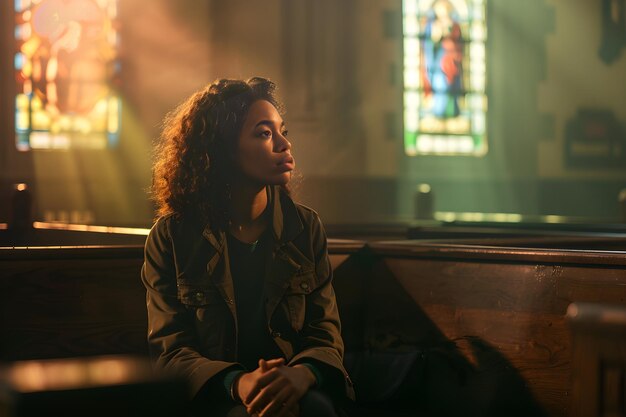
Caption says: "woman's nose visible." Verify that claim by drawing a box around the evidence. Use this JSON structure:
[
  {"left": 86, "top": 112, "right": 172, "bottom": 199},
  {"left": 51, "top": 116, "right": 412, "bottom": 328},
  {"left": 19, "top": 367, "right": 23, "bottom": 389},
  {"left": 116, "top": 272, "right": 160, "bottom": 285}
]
[{"left": 275, "top": 133, "right": 291, "bottom": 152}]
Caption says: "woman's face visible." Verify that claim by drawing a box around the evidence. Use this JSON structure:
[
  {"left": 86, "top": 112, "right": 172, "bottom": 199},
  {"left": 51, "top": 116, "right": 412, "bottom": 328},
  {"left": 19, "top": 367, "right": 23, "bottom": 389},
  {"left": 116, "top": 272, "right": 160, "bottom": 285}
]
[
  {"left": 233, "top": 99, "right": 294, "bottom": 186},
  {"left": 434, "top": 1, "right": 451, "bottom": 19}
]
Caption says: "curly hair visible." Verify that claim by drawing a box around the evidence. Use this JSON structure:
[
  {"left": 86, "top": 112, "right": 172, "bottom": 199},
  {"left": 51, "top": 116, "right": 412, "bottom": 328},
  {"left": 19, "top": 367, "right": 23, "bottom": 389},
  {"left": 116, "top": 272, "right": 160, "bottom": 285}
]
[{"left": 151, "top": 77, "right": 289, "bottom": 228}]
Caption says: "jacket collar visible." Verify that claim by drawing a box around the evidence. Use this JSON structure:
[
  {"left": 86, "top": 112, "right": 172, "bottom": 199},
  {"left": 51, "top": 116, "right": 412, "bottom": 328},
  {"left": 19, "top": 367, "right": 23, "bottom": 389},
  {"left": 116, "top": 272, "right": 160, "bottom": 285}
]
[
  {"left": 201, "top": 185, "right": 303, "bottom": 250},
  {"left": 199, "top": 185, "right": 307, "bottom": 337},
  {"left": 269, "top": 185, "right": 303, "bottom": 245}
]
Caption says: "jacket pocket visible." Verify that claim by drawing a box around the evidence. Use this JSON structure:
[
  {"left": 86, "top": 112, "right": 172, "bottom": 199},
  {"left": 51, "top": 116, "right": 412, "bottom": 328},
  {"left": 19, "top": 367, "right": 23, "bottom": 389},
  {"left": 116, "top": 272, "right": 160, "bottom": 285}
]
[
  {"left": 176, "top": 283, "right": 224, "bottom": 350},
  {"left": 284, "top": 271, "right": 317, "bottom": 332}
]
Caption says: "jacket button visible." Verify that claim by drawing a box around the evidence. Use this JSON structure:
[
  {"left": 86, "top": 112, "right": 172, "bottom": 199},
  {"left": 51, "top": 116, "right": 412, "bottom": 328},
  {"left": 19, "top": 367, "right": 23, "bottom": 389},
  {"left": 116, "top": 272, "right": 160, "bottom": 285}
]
[
  {"left": 194, "top": 292, "right": 203, "bottom": 301},
  {"left": 300, "top": 282, "right": 309, "bottom": 291},
  {"left": 226, "top": 298, "right": 234, "bottom": 305},
  {"left": 271, "top": 331, "right": 281, "bottom": 338}
]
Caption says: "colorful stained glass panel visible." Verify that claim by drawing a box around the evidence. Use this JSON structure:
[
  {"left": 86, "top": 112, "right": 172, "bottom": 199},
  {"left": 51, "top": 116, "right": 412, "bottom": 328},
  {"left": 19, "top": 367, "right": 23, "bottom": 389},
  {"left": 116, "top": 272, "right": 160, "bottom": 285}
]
[
  {"left": 403, "top": 0, "right": 488, "bottom": 156},
  {"left": 14, "top": 0, "right": 121, "bottom": 150}
]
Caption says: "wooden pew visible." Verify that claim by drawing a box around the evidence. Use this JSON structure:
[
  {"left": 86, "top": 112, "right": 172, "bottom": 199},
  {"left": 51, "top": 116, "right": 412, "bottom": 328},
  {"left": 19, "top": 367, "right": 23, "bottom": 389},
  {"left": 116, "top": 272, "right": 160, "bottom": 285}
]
[
  {"left": 567, "top": 302, "right": 626, "bottom": 417},
  {"left": 358, "top": 240, "right": 626, "bottom": 417},
  {"left": 0, "top": 241, "right": 365, "bottom": 362},
  {"left": 0, "top": 246, "right": 148, "bottom": 361},
  {"left": 2, "top": 234, "right": 626, "bottom": 417}
]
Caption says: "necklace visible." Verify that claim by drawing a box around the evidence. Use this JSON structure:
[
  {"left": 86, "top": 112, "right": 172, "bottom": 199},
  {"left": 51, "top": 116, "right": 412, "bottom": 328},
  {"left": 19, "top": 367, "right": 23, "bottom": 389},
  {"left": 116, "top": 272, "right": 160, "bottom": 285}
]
[
  {"left": 228, "top": 202, "right": 269, "bottom": 250},
  {"left": 228, "top": 217, "right": 265, "bottom": 251},
  {"left": 228, "top": 207, "right": 269, "bottom": 234},
  {"left": 228, "top": 228, "right": 261, "bottom": 253}
]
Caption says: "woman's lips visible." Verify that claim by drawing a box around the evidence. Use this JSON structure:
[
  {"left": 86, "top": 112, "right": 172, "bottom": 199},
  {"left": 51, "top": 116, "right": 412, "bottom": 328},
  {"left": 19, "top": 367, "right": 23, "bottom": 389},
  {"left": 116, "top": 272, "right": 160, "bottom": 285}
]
[
  {"left": 277, "top": 156, "right": 295, "bottom": 171},
  {"left": 277, "top": 161, "right": 295, "bottom": 171}
]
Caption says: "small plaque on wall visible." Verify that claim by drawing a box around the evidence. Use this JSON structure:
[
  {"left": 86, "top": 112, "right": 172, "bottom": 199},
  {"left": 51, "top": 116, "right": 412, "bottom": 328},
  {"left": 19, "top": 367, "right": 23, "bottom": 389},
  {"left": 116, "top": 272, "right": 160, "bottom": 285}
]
[{"left": 564, "top": 109, "right": 625, "bottom": 169}]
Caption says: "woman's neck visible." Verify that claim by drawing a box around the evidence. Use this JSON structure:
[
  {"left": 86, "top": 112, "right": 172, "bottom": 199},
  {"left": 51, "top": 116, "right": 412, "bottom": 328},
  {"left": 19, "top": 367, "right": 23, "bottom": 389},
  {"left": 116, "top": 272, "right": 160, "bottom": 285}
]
[{"left": 228, "top": 181, "right": 269, "bottom": 242}]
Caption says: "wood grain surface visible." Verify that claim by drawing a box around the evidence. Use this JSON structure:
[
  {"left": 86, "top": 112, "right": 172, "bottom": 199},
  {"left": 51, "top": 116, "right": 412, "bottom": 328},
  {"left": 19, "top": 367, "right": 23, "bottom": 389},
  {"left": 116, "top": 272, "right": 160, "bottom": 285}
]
[
  {"left": 0, "top": 244, "right": 360, "bottom": 361},
  {"left": 1, "top": 237, "right": 625, "bottom": 417},
  {"left": 358, "top": 246, "right": 626, "bottom": 417}
]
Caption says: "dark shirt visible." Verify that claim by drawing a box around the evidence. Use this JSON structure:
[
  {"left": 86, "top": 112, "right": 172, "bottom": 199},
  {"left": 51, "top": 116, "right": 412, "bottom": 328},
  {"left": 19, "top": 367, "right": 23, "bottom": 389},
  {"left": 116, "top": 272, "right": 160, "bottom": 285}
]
[{"left": 227, "top": 230, "right": 283, "bottom": 370}]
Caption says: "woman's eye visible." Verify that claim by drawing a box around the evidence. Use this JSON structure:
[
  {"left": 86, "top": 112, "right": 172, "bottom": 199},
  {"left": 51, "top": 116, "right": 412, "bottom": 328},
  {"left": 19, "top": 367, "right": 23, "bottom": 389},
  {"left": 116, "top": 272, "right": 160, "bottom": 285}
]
[
  {"left": 259, "top": 130, "right": 272, "bottom": 138},
  {"left": 281, "top": 130, "right": 289, "bottom": 137}
]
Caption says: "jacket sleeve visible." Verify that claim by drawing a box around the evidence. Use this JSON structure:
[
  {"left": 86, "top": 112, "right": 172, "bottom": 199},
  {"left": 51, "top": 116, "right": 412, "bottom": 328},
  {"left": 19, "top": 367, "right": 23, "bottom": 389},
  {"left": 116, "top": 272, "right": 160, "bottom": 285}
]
[
  {"left": 141, "top": 217, "right": 240, "bottom": 398},
  {"left": 288, "top": 213, "right": 355, "bottom": 400}
]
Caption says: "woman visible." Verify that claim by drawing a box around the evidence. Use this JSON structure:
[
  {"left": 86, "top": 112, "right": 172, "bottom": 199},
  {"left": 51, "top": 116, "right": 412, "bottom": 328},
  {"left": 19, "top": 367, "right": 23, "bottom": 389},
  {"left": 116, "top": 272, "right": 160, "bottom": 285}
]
[{"left": 142, "top": 77, "right": 354, "bottom": 417}]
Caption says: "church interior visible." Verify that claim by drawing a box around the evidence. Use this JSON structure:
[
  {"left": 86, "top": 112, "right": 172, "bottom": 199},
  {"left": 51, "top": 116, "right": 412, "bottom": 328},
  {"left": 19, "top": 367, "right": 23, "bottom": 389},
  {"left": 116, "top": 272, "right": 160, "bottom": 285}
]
[{"left": 1, "top": 0, "right": 625, "bottom": 416}]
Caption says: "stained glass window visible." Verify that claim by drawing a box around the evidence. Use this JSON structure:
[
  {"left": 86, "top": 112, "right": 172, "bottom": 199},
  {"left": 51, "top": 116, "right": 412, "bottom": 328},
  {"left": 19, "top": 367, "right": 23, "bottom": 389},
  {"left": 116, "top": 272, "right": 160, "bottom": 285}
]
[
  {"left": 14, "top": 0, "right": 121, "bottom": 151},
  {"left": 403, "top": 0, "right": 487, "bottom": 156}
]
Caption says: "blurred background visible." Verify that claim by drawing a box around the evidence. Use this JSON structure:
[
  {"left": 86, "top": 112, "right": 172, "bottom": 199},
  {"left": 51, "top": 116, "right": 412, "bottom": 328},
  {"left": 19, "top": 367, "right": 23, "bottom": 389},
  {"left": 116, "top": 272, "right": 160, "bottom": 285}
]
[{"left": 1, "top": 0, "right": 625, "bottom": 229}]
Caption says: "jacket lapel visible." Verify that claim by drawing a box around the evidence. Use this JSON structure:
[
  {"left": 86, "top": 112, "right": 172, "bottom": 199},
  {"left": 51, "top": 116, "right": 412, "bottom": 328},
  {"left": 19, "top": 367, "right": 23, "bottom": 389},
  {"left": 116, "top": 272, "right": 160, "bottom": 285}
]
[
  {"left": 264, "top": 186, "right": 311, "bottom": 322},
  {"left": 202, "top": 226, "right": 237, "bottom": 327}
]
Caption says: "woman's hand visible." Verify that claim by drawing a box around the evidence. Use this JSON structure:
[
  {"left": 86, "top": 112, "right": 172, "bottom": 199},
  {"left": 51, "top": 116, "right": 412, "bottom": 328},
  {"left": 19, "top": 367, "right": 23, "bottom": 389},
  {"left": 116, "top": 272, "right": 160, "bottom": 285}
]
[
  {"left": 236, "top": 358, "right": 285, "bottom": 405},
  {"left": 245, "top": 361, "right": 316, "bottom": 417}
]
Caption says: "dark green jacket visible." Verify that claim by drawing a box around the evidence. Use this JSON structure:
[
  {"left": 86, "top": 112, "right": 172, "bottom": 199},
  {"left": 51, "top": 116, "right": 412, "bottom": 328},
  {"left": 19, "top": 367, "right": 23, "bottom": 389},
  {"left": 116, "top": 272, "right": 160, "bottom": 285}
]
[{"left": 141, "top": 186, "right": 354, "bottom": 400}]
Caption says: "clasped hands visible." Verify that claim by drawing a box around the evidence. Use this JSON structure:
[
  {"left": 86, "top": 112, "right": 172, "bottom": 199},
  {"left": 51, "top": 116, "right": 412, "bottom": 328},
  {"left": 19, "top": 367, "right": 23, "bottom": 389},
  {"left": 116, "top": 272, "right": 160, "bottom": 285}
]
[{"left": 235, "top": 358, "right": 316, "bottom": 417}]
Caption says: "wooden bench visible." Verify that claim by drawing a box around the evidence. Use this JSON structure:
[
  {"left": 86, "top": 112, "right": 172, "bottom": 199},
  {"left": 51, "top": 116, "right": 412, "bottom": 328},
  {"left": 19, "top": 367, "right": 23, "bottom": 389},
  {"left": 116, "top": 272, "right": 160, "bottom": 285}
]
[
  {"left": 567, "top": 302, "right": 626, "bottom": 417},
  {"left": 358, "top": 239, "right": 626, "bottom": 416},
  {"left": 2, "top": 234, "right": 626, "bottom": 416},
  {"left": 0, "top": 246, "right": 149, "bottom": 360},
  {"left": 0, "top": 241, "right": 365, "bottom": 361}
]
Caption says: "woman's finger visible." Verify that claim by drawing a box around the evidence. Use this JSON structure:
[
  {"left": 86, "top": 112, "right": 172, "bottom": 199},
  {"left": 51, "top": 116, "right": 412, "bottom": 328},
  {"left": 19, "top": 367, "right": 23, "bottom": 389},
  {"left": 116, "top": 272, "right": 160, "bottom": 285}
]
[
  {"left": 254, "top": 367, "right": 281, "bottom": 387},
  {"left": 247, "top": 379, "right": 288, "bottom": 416},
  {"left": 243, "top": 367, "right": 282, "bottom": 404},
  {"left": 263, "top": 358, "right": 285, "bottom": 370},
  {"left": 258, "top": 385, "right": 292, "bottom": 417},
  {"left": 268, "top": 358, "right": 285, "bottom": 365},
  {"left": 247, "top": 377, "right": 289, "bottom": 416}
]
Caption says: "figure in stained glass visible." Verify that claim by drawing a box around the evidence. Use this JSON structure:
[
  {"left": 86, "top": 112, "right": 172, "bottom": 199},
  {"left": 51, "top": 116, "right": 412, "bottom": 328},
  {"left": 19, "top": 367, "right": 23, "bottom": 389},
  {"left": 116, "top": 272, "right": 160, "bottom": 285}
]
[
  {"left": 31, "top": 0, "right": 109, "bottom": 116},
  {"left": 403, "top": 0, "right": 487, "bottom": 156},
  {"left": 422, "top": 0, "right": 464, "bottom": 121},
  {"left": 14, "top": 0, "right": 120, "bottom": 150}
]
